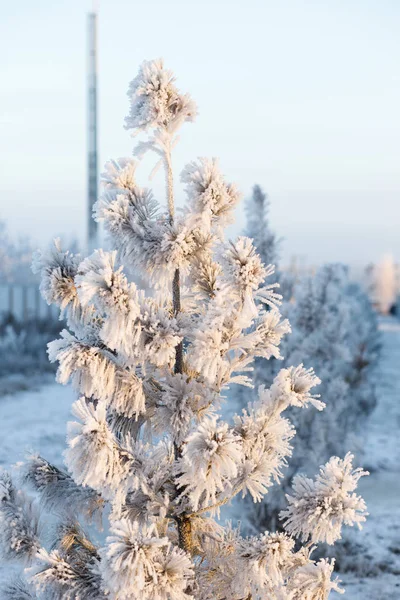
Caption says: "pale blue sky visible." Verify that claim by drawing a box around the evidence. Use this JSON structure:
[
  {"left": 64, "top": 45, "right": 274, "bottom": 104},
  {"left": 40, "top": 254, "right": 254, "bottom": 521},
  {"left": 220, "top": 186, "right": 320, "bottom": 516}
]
[{"left": 1, "top": 0, "right": 399, "bottom": 266}]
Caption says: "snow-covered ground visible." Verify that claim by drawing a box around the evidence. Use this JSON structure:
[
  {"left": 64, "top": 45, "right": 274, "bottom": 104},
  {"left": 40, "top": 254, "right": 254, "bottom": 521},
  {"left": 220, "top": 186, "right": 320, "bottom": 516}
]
[
  {"left": 340, "top": 317, "right": 400, "bottom": 599},
  {"left": 0, "top": 383, "right": 73, "bottom": 469},
  {"left": 0, "top": 383, "right": 75, "bottom": 591},
  {"left": 0, "top": 317, "right": 399, "bottom": 598}
]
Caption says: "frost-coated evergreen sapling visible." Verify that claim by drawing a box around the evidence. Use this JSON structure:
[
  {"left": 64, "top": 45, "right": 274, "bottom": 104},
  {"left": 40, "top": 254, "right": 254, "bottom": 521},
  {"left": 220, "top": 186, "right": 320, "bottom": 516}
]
[{"left": 0, "top": 59, "right": 369, "bottom": 600}]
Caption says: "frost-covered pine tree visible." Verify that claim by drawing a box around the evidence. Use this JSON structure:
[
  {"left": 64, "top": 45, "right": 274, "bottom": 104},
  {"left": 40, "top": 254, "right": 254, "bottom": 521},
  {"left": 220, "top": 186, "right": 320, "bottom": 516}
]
[
  {"left": 243, "top": 264, "right": 378, "bottom": 533},
  {"left": 243, "top": 185, "right": 296, "bottom": 306},
  {"left": 245, "top": 185, "right": 280, "bottom": 268},
  {"left": 0, "top": 59, "right": 369, "bottom": 600}
]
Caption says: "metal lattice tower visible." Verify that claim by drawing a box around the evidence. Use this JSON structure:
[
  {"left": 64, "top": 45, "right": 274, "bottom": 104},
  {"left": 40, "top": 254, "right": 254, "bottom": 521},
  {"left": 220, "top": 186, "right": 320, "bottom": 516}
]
[{"left": 87, "top": 11, "right": 98, "bottom": 253}]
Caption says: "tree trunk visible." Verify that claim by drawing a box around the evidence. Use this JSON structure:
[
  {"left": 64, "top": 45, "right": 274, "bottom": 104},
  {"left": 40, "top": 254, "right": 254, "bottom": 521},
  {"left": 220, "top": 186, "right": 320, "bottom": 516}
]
[
  {"left": 165, "top": 146, "right": 193, "bottom": 554},
  {"left": 176, "top": 515, "right": 193, "bottom": 553}
]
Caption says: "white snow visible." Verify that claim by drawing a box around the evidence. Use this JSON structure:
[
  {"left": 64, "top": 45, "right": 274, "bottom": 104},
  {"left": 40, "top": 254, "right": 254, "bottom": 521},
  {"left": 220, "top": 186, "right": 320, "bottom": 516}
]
[
  {"left": 341, "top": 317, "right": 400, "bottom": 599},
  {"left": 0, "top": 383, "right": 73, "bottom": 469},
  {"left": 0, "top": 383, "right": 74, "bottom": 589}
]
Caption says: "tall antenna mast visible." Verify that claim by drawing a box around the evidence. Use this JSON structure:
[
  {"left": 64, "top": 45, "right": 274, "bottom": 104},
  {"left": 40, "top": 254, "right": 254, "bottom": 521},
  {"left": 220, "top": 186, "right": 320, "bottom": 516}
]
[{"left": 87, "top": 9, "right": 98, "bottom": 252}]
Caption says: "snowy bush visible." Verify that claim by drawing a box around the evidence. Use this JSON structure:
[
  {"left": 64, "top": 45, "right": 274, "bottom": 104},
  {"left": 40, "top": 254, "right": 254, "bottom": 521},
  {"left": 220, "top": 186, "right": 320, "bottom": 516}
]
[{"left": 0, "top": 59, "right": 369, "bottom": 600}]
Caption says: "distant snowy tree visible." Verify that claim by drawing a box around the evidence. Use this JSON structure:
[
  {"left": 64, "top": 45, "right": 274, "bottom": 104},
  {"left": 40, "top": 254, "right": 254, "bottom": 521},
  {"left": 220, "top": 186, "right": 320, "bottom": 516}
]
[
  {"left": 243, "top": 264, "right": 378, "bottom": 533},
  {"left": 344, "top": 282, "right": 380, "bottom": 417},
  {"left": 371, "top": 254, "right": 398, "bottom": 314},
  {"left": 245, "top": 185, "right": 280, "bottom": 268},
  {"left": 0, "top": 59, "right": 368, "bottom": 600},
  {"left": 244, "top": 185, "right": 296, "bottom": 307}
]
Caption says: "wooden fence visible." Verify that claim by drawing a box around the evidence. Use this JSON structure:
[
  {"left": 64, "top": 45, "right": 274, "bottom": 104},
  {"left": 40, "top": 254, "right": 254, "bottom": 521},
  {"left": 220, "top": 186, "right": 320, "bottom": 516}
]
[{"left": 0, "top": 283, "right": 58, "bottom": 321}]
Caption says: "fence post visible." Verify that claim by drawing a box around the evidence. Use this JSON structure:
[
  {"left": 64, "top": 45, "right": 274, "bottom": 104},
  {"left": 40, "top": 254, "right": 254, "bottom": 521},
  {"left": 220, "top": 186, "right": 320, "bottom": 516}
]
[
  {"left": 22, "top": 285, "right": 28, "bottom": 321},
  {"left": 35, "top": 287, "right": 40, "bottom": 319},
  {"left": 8, "top": 285, "right": 14, "bottom": 316}
]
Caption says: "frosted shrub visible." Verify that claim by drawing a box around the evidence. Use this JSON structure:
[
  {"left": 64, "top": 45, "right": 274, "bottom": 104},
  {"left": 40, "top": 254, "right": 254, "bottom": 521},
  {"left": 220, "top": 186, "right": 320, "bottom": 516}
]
[{"left": 0, "top": 59, "right": 368, "bottom": 600}]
